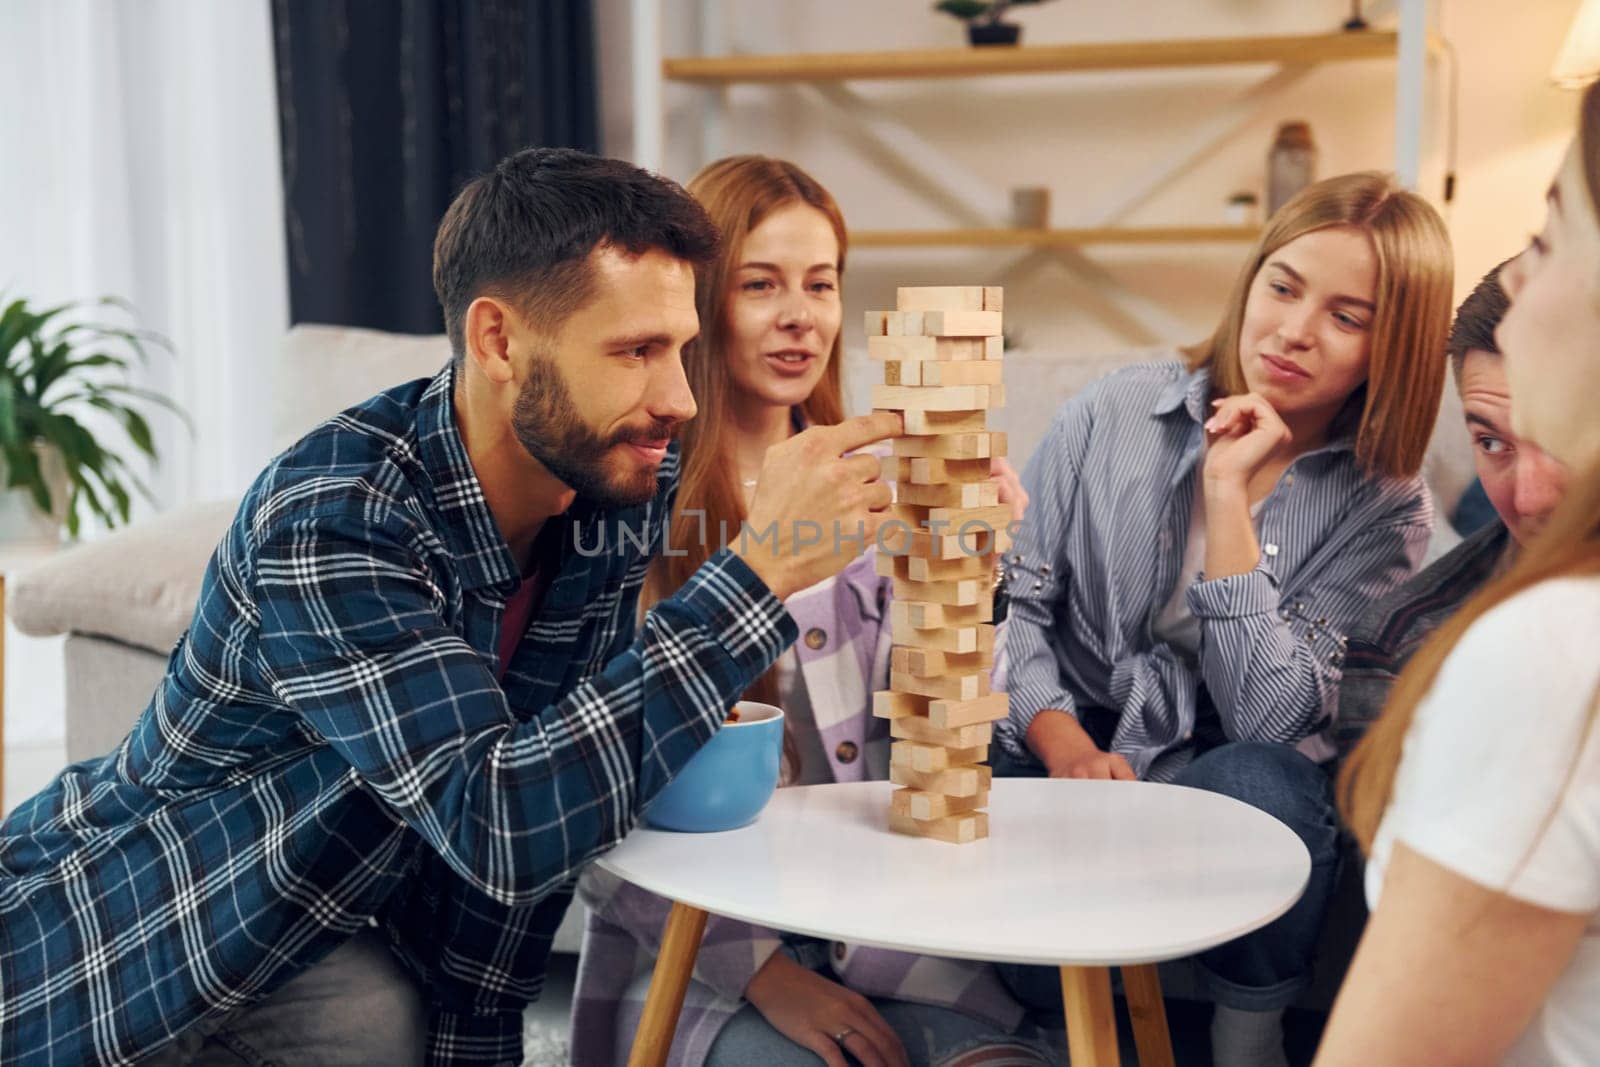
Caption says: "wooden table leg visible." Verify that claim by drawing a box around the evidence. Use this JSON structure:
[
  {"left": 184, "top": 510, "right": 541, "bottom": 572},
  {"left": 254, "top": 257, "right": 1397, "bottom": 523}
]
[
  {"left": 1060, "top": 964, "right": 1120, "bottom": 1066},
  {"left": 627, "top": 901, "right": 709, "bottom": 1067},
  {"left": 1120, "top": 964, "right": 1175, "bottom": 1067}
]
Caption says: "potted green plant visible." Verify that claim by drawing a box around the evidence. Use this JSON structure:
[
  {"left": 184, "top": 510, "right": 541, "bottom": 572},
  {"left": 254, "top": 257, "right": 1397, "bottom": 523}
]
[
  {"left": 0, "top": 296, "right": 190, "bottom": 541},
  {"left": 934, "top": 0, "right": 1053, "bottom": 46}
]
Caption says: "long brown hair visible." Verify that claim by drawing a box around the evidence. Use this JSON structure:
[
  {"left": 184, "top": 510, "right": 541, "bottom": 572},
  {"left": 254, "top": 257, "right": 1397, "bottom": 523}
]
[
  {"left": 1340, "top": 87, "right": 1600, "bottom": 853},
  {"left": 646, "top": 156, "right": 849, "bottom": 765},
  {"left": 1186, "top": 171, "right": 1453, "bottom": 479}
]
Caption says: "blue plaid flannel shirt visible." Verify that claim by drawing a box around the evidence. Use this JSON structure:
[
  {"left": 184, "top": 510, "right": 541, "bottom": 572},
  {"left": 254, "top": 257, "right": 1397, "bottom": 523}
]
[{"left": 0, "top": 364, "right": 795, "bottom": 1065}]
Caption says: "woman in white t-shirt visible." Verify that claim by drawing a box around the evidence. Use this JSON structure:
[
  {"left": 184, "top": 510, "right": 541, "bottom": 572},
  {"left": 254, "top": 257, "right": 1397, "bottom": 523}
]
[{"left": 1318, "top": 83, "right": 1600, "bottom": 1064}]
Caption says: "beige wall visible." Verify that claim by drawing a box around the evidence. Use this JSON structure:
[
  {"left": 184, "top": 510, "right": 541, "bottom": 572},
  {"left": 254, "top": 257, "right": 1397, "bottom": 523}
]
[{"left": 596, "top": 0, "right": 1584, "bottom": 479}]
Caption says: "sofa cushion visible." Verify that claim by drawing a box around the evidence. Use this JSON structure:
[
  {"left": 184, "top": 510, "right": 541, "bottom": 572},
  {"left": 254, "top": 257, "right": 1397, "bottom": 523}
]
[
  {"left": 275, "top": 325, "right": 451, "bottom": 455},
  {"left": 63, "top": 633, "right": 171, "bottom": 762},
  {"left": 9, "top": 498, "right": 238, "bottom": 653},
  {"left": 10, "top": 325, "right": 454, "bottom": 654}
]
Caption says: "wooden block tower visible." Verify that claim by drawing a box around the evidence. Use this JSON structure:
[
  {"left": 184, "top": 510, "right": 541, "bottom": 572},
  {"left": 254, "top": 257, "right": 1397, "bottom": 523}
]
[{"left": 868, "top": 286, "right": 1010, "bottom": 845}]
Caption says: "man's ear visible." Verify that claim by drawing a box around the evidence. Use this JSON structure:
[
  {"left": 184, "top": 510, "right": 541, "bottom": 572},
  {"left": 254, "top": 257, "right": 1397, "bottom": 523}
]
[{"left": 463, "top": 296, "right": 519, "bottom": 386}]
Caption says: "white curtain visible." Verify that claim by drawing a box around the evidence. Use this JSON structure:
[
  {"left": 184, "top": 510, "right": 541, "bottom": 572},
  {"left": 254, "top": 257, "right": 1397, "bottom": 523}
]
[{"left": 0, "top": 0, "right": 288, "bottom": 520}]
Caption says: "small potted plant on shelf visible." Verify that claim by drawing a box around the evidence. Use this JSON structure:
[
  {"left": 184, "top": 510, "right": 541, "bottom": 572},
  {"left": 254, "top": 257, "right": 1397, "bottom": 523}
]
[
  {"left": 934, "top": 0, "right": 1053, "bottom": 47},
  {"left": 0, "top": 296, "right": 190, "bottom": 542}
]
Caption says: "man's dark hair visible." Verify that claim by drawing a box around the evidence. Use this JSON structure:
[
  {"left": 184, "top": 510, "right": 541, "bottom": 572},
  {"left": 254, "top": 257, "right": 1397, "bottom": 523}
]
[
  {"left": 433, "top": 147, "right": 720, "bottom": 363},
  {"left": 1447, "top": 259, "right": 1513, "bottom": 383}
]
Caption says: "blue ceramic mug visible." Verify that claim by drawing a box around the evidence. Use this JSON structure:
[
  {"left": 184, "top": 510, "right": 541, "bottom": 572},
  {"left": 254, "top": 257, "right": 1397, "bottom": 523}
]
[{"left": 644, "top": 701, "right": 784, "bottom": 832}]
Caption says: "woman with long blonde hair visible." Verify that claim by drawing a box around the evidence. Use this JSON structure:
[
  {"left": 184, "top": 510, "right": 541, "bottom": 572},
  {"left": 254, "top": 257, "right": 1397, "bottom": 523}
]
[
  {"left": 1318, "top": 86, "right": 1600, "bottom": 1067},
  {"left": 571, "top": 155, "right": 1041, "bottom": 1067},
  {"left": 995, "top": 171, "right": 1452, "bottom": 1065}
]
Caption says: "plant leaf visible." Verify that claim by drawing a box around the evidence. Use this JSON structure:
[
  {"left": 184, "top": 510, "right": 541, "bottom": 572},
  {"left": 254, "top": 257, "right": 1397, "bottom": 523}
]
[
  {"left": 3, "top": 446, "right": 51, "bottom": 513},
  {"left": 0, "top": 378, "right": 18, "bottom": 449}
]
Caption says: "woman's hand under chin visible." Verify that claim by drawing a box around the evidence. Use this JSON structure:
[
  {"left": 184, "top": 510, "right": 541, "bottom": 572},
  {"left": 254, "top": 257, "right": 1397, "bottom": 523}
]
[
  {"left": 1202, "top": 392, "right": 1293, "bottom": 492},
  {"left": 1200, "top": 392, "right": 1291, "bottom": 578},
  {"left": 990, "top": 456, "right": 1029, "bottom": 523}
]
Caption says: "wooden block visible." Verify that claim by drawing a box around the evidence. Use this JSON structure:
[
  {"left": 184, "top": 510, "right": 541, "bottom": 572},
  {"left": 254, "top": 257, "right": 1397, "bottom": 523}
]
[
  {"left": 891, "top": 618, "right": 995, "bottom": 654},
  {"left": 983, "top": 287, "right": 1004, "bottom": 312},
  {"left": 892, "top": 431, "right": 1006, "bottom": 460},
  {"left": 896, "top": 481, "right": 999, "bottom": 510},
  {"left": 892, "top": 503, "right": 1011, "bottom": 536},
  {"left": 893, "top": 620, "right": 978, "bottom": 651},
  {"left": 890, "top": 598, "right": 994, "bottom": 629},
  {"left": 889, "top": 761, "right": 992, "bottom": 797},
  {"left": 891, "top": 739, "right": 990, "bottom": 773},
  {"left": 865, "top": 310, "right": 930, "bottom": 336},
  {"left": 877, "top": 524, "right": 996, "bottom": 560},
  {"left": 895, "top": 408, "right": 989, "bottom": 436},
  {"left": 895, "top": 484, "right": 1001, "bottom": 515},
  {"left": 985, "top": 335, "right": 1004, "bottom": 359},
  {"left": 873, "top": 690, "right": 925, "bottom": 719},
  {"left": 907, "top": 552, "right": 993, "bottom": 583},
  {"left": 883, "top": 457, "right": 992, "bottom": 489},
  {"left": 892, "top": 787, "right": 989, "bottom": 821},
  {"left": 921, "top": 503, "right": 1013, "bottom": 530},
  {"left": 876, "top": 552, "right": 990, "bottom": 583},
  {"left": 883, "top": 360, "right": 920, "bottom": 387},
  {"left": 891, "top": 645, "right": 994, "bottom": 678},
  {"left": 890, "top": 577, "right": 984, "bottom": 607},
  {"left": 918, "top": 360, "right": 1004, "bottom": 387},
  {"left": 903, "top": 457, "right": 993, "bottom": 484},
  {"left": 890, "top": 667, "right": 989, "bottom": 702},
  {"left": 867, "top": 336, "right": 989, "bottom": 362},
  {"left": 889, "top": 808, "right": 989, "bottom": 844},
  {"left": 896, "top": 286, "right": 988, "bottom": 312},
  {"left": 919, "top": 310, "right": 1003, "bottom": 337},
  {"left": 891, "top": 716, "right": 994, "bottom": 748},
  {"left": 928, "top": 691, "right": 1009, "bottom": 730},
  {"left": 887, "top": 311, "right": 926, "bottom": 336},
  {"left": 872, "top": 384, "right": 994, "bottom": 412}
]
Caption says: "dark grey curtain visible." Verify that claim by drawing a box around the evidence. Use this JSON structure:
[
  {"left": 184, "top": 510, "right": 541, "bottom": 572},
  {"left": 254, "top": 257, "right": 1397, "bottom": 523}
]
[{"left": 271, "top": 0, "right": 599, "bottom": 335}]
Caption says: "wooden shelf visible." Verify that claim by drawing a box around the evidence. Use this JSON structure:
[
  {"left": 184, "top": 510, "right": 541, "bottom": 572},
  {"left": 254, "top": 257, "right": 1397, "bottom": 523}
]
[
  {"left": 664, "top": 30, "right": 1424, "bottom": 85},
  {"left": 851, "top": 226, "right": 1261, "bottom": 249}
]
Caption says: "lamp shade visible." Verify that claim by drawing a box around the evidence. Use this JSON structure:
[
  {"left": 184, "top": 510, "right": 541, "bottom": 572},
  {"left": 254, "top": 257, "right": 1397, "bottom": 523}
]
[{"left": 1553, "top": 0, "right": 1600, "bottom": 88}]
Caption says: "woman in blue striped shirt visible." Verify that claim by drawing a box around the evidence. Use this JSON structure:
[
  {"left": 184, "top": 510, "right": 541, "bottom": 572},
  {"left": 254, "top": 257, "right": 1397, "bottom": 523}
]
[{"left": 997, "top": 171, "right": 1452, "bottom": 1066}]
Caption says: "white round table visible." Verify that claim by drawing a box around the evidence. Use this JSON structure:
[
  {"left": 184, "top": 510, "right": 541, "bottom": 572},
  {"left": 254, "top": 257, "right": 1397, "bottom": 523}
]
[{"left": 599, "top": 777, "right": 1310, "bottom": 1067}]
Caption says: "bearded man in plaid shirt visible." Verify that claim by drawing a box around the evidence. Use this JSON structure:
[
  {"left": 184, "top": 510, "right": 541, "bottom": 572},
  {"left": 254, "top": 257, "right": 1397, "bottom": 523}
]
[{"left": 0, "top": 148, "right": 900, "bottom": 1065}]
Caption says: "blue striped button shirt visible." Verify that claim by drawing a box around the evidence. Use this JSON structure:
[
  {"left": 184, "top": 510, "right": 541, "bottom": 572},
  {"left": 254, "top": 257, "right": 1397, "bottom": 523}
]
[
  {"left": 0, "top": 364, "right": 795, "bottom": 1065},
  {"left": 1000, "top": 359, "right": 1432, "bottom": 781}
]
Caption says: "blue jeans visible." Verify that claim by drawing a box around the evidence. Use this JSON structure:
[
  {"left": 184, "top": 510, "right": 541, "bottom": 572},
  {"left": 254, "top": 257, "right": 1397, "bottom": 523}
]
[
  {"left": 994, "top": 736, "right": 1341, "bottom": 1014},
  {"left": 705, "top": 998, "right": 1059, "bottom": 1066}
]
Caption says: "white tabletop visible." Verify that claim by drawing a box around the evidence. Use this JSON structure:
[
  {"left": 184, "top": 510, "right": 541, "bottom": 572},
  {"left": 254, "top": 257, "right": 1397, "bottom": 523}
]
[{"left": 597, "top": 778, "right": 1310, "bottom": 967}]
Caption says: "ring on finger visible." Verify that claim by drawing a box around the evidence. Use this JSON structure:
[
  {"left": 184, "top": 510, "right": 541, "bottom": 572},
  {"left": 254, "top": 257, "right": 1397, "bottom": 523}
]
[{"left": 832, "top": 1025, "right": 856, "bottom": 1044}]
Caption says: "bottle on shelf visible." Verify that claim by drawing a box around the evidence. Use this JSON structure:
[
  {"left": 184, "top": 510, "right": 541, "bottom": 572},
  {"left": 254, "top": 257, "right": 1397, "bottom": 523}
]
[{"left": 1267, "top": 121, "right": 1317, "bottom": 216}]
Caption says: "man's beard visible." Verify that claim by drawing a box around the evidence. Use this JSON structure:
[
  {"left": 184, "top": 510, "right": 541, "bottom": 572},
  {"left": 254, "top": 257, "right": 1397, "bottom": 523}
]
[{"left": 511, "top": 355, "right": 676, "bottom": 510}]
